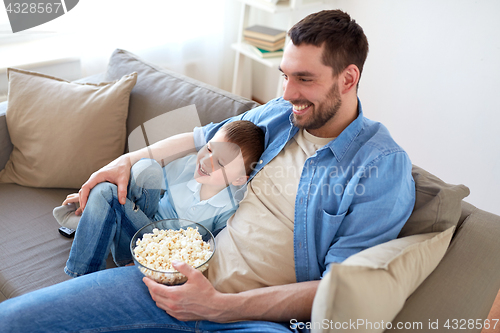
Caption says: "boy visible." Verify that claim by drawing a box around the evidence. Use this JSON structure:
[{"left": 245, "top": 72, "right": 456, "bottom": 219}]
[{"left": 57, "top": 120, "right": 265, "bottom": 277}]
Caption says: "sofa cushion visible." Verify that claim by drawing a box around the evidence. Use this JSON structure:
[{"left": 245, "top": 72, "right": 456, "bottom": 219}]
[
  {"left": 0, "top": 183, "right": 74, "bottom": 301},
  {"left": 0, "top": 74, "right": 105, "bottom": 172},
  {"left": 311, "top": 227, "right": 454, "bottom": 333},
  {"left": 398, "top": 165, "right": 470, "bottom": 237},
  {"left": 104, "top": 49, "right": 260, "bottom": 150},
  {"left": 0, "top": 68, "right": 137, "bottom": 188}
]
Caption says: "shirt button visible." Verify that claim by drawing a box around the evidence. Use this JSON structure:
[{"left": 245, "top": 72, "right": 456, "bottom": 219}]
[
  {"left": 259, "top": 160, "right": 263, "bottom": 164},
  {"left": 300, "top": 198, "right": 303, "bottom": 204},
  {"left": 191, "top": 207, "right": 196, "bottom": 211}
]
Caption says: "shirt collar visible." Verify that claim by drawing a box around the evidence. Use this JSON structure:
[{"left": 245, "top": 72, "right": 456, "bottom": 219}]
[
  {"left": 186, "top": 178, "right": 238, "bottom": 208},
  {"left": 326, "top": 99, "right": 364, "bottom": 162}
]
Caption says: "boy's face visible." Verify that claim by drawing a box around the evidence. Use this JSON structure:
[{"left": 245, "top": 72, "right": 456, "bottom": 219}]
[{"left": 194, "top": 130, "right": 248, "bottom": 188}]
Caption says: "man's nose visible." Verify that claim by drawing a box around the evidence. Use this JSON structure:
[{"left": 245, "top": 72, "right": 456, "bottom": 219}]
[{"left": 282, "top": 79, "right": 299, "bottom": 101}]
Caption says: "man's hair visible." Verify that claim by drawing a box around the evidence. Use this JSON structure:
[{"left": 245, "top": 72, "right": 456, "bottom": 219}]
[
  {"left": 288, "top": 10, "right": 369, "bottom": 79},
  {"left": 221, "top": 120, "right": 265, "bottom": 176}
]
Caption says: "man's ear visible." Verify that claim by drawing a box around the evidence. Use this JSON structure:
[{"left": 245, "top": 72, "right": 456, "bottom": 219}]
[
  {"left": 341, "top": 64, "right": 360, "bottom": 94},
  {"left": 231, "top": 175, "right": 249, "bottom": 186}
]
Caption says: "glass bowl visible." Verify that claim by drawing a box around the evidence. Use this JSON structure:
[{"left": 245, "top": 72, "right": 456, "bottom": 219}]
[{"left": 130, "top": 219, "right": 215, "bottom": 285}]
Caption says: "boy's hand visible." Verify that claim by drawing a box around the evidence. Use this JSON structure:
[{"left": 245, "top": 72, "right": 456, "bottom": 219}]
[
  {"left": 62, "top": 193, "right": 79, "bottom": 206},
  {"left": 62, "top": 193, "right": 83, "bottom": 215},
  {"left": 79, "top": 155, "right": 132, "bottom": 212}
]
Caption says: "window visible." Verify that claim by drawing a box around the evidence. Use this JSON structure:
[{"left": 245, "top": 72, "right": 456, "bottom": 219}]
[{"left": 0, "top": 7, "right": 53, "bottom": 45}]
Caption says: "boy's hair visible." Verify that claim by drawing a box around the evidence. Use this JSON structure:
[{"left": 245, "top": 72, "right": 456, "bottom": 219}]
[
  {"left": 221, "top": 120, "right": 265, "bottom": 176},
  {"left": 288, "top": 10, "right": 369, "bottom": 80}
]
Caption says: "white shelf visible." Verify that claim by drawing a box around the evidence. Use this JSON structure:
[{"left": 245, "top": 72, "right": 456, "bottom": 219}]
[
  {"left": 232, "top": 0, "right": 332, "bottom": 98},
  {"left": 231, "top": 42, "right": 282, "bottom": 68},
  {"left": 237, "top": 0, "right": 292, "bottom": 13}
]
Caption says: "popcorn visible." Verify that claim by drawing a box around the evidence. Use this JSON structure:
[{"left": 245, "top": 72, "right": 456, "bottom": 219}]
[{"left": 133, "top": 227, "right": 213, "bottom": 285}]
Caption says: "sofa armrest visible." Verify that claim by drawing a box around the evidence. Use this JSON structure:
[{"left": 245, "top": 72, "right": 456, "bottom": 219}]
[{"left": 0, "top": 101, "right": 12, "bottom": 171}]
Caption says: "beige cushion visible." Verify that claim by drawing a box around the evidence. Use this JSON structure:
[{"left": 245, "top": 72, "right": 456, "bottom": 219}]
[
  {"left": 311, "top": 226, "right": 455, "bottom": 333},
  {"left": 399, "top": 165, "right": 470, "bottom": 237},
  {"left": 0, "top": 68, "right": 137, "bottom": 188}
]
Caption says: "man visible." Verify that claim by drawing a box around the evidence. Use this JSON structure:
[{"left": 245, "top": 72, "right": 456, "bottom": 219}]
[{"left": 0, "top": 10, "right": 415, "bottom": 332}]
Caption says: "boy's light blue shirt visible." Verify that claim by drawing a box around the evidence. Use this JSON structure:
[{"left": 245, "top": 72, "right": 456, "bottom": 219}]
[
  {"left": 157, "top": 155, "right": 240, "bottom": 234},
  {"left": 193, "top": 97, "right": 416, "bottom": 283}
]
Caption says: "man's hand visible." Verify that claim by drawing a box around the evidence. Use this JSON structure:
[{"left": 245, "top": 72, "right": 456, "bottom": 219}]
[
  {"left": 143, "top": 260, "right": 319, "bottom": 323},
  {"left": 143, "top": 261, "right": 229, "bottom": 322},
  {"left": 78, "top": 155, "right": 132, "bottom": 213}
]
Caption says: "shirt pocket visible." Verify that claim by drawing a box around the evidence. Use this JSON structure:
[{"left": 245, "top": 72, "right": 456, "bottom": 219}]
[
  {"left": 322, "top": 209, "right": 346, "bottom": 222},
  {"left": 318, "top": 210, "right": 346, "bottom": 250},
  {"left": 321, "top": 210, "right": 346, "bottom": 232}
]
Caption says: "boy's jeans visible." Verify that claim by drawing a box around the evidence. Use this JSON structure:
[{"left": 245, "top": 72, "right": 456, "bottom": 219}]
[{"left": 65, "top": 159, "right": 164, "bottom": 277}]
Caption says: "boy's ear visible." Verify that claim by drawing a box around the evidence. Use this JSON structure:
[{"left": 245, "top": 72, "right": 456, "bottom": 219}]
[{"left": 231, "top": 175, "right": 249, "bottom": 186}]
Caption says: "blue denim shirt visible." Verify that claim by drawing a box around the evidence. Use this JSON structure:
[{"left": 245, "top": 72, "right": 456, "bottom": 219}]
[{"left": 193, "top": 97, "right": 415, "bottom": 283}]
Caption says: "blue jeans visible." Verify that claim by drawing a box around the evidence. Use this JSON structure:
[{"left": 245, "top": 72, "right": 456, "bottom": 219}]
[
  {"left": 0, "top": 266, "right": 298, "bottom": 332},
  {"left": 65, "top": 159, "right": 164, "bottom": 277}
]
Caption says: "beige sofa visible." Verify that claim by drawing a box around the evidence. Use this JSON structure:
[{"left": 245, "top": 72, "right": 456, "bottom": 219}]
[{"left": 0, "top": 49, "right": 499, "bottom": 332}]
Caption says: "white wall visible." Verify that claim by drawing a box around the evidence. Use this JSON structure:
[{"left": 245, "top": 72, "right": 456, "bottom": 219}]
[{"left": 252, "top": 0, "right": 500, "bottom": 216}]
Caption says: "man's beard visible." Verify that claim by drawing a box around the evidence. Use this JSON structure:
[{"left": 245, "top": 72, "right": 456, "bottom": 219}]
[{"left": 291, "top": 82, "right": 342, "bottom": 130}]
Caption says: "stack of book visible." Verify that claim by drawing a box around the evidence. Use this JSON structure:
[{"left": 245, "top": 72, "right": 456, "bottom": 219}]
[
  {"left": 246, "top": 44, "right": 284, "bottom": 58},
  {"left": 243, "top": 25, "right": 286, "bottom": 58}
]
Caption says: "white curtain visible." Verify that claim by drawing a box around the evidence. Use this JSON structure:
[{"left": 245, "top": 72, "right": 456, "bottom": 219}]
[{"left": 0, "top": 0, "right": 241, "bottom": 92}]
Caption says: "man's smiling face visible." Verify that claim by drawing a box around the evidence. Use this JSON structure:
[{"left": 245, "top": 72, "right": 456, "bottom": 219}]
[{"left": 279, "top": 42, "right": 342, "bottom": 137}]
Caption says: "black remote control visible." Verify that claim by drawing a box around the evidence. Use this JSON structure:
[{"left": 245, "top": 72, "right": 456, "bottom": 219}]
[{"left": 58, "top": 226, "right": 76, "bottom": 238}]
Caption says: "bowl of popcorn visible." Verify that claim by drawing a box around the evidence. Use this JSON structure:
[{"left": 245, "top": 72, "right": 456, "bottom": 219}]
[{"left": 130, "top": 219, "right": 215, "bottom": 285}]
